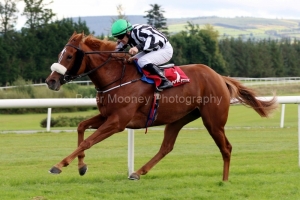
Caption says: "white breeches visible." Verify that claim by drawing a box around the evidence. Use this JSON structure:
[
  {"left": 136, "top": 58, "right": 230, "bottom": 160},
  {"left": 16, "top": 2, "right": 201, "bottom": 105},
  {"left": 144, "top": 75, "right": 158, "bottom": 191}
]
[{"left": 135, "top": 42, "right": 173, "bottom": 68}]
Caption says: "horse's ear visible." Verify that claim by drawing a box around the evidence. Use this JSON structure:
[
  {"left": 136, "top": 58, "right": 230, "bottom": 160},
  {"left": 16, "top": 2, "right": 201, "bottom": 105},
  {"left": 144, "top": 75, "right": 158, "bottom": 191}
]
[{"left": 68, "top": 31, "right": 77, "bottom": 42}]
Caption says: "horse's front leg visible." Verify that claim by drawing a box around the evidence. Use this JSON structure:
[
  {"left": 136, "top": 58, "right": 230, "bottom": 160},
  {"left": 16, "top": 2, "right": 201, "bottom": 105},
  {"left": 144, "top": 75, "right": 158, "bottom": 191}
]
[
  {"left": 49, "top": 113, "right": 126, "bottom": 175},
  {"left": 76, "top": 114, "right": 106, "bottom": 176}
]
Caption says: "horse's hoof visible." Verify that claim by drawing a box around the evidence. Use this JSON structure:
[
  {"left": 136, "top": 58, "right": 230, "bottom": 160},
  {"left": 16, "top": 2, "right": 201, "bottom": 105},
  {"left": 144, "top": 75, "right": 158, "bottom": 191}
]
[
  {"left": 79, "top": 165, "right": 88, "bottom": 176},
  {"left": 128, "top": 173, "right": 140, "bottom": 180},
  {"left": 49, "top": 166, "right": 62, "bottom": 174}
]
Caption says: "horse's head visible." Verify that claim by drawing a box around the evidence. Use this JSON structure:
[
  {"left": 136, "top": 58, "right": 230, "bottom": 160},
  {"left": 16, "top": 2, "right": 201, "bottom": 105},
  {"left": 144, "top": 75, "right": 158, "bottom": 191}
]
[{"left": 46, "top": 32, "right": 87, "bottom": 91}]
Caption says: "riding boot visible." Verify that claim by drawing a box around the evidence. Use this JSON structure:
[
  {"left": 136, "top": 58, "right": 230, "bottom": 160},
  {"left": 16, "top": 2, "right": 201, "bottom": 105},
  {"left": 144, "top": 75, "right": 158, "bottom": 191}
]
[{"left": 143, "top": 63, "right": 173, "bottom": 90}]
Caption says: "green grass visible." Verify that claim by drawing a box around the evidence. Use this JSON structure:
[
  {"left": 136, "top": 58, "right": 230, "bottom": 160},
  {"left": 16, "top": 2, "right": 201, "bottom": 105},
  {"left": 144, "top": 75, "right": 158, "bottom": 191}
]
[
  {"left": 0, "top": 110, "right": 99, "bottom": 131},
  {"left": 1, "top": 102, "right": 300, "bottom": 199},
  {"left": 1, "top": 85, "right": 299, "bottom": 199},
  {"left": 251, "top": 84, "right": 300, "bottom": 96},
  {"left": 0, "top": 127, "right": 299, "bottom": 200}
]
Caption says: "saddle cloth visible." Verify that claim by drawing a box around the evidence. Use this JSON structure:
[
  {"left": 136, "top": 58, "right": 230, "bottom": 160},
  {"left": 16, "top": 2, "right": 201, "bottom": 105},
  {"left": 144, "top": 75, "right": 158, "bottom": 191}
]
[{"left": 134, "top": 61, "right": 190, "bottom": 87}]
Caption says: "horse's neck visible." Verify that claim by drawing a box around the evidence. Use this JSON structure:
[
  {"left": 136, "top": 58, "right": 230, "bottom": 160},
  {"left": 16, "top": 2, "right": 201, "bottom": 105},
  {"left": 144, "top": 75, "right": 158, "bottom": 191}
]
[{"left": 87, "top": 59, "right": 140, "bottom": 90}]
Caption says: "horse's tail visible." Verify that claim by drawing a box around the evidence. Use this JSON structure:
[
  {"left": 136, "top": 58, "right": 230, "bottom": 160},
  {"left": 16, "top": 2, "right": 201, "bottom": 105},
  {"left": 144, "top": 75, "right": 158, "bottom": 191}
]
[{"left": 222, "top": 76, "right": 278, "bottom": 117}]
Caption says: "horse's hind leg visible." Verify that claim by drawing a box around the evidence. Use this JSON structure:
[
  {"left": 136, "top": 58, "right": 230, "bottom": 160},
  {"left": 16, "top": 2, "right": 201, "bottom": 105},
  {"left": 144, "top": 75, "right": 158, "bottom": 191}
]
[
  {"left": 201, "top": 104, "right": 232, "bottom": 181},
  {"left": 129, "top": 109, "right": 200, "bottom": 180},
  {"left": 76, "top": 114, "right": 106, "bottom": 175}
]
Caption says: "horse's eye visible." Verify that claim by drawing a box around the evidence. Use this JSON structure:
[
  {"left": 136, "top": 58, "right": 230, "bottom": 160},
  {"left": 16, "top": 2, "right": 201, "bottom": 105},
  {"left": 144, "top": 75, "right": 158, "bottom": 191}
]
[{"left": 67, "top": 55, "right": 72, "bottom": 59}]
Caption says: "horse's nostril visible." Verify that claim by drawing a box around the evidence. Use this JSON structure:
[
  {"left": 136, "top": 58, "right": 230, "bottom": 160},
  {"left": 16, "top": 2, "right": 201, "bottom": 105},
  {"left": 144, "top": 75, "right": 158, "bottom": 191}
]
[{"left": 46, "top": 79, "right": 55, "bottom": 86}]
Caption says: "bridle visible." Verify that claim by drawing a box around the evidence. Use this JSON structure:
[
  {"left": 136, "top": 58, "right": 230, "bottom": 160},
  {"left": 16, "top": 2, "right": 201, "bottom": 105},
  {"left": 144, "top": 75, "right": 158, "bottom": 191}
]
[
  {"left": 58, "top": 44, "right": 140, "bottom": 92},
  {"left": 60, "top": 44, "right": 114, "bottom": 84}
]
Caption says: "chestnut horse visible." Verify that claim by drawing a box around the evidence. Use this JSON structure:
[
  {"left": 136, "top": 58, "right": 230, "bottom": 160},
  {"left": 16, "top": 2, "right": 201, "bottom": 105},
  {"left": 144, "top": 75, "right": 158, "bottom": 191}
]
[{"left": 45, "top": 32, "right": 277, "bottom": 181}]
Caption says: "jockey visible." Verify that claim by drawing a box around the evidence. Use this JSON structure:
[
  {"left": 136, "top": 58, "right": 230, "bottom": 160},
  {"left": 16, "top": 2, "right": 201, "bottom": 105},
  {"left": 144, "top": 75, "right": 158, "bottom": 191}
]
[{"left": 111, "top": 19, "right": 173, "bottom": 90}]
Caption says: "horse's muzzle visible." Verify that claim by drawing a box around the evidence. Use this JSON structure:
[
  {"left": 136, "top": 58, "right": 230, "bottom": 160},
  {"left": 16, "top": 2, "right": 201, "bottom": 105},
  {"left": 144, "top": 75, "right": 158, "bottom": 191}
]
[{"left": 45, "top": 78, "right": 61, "bottom": 91}]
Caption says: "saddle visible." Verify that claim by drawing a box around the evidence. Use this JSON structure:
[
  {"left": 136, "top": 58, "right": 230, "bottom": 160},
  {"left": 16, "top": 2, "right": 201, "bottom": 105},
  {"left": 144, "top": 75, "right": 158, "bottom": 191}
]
[{"left": 133, "top": 61, "right": 190, "bottom": 87}]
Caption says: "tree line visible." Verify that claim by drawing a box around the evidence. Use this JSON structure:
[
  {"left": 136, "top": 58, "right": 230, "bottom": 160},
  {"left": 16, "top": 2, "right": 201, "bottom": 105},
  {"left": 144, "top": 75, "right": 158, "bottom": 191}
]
[
  {"left": 170, "top": 22, "right": 300, "bottom": 77},
  {"left": 1, "top": 1, "right": 300, "bottom": 86}
]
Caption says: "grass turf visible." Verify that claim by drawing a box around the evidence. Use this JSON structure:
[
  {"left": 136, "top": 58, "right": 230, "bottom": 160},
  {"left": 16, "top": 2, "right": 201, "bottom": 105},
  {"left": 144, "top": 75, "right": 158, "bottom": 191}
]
[
  {"left": 0, "top": 103, "right": 300, "bottom": 199},
  {"left": 0, "top": 127, "right": 299, "bottom": 200}
]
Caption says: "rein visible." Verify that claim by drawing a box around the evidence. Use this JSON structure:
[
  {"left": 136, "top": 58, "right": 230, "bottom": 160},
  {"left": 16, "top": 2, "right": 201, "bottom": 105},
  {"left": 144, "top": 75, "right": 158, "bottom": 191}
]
[
  {"left": 63, "top": 44, "right": 113, "bottom": 82},
  {"left": 64, "top": 44, "right": 140, "bottom": 92}
]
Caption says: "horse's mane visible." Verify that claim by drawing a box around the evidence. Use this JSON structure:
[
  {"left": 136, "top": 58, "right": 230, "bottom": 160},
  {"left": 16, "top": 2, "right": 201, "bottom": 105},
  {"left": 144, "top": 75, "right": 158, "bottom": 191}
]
[
  {"left": 83, "top": 35, "right": 117, "bottom": 51},
  {"left": 69, "top": 33, "right": 130, "bottom": 59}
]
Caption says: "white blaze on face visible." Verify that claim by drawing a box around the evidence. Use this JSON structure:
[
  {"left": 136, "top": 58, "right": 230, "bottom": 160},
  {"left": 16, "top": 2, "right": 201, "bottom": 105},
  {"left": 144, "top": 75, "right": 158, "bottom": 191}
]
[
  {"left": 50, "top": 47, "right": 68, "bottom": 75},
  {"left": 58, "top": 48, "right": 67, "bottom": 63}
]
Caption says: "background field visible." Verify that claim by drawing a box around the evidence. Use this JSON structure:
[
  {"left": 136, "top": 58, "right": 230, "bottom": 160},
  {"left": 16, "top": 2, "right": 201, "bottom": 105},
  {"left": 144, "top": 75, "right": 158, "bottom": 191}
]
[
  {"left": 0, "top": 126, "right": 299, "bottom": 199},
  {"left": 1, "top": 104, "right": 300, "bottom": 199},
  {"left": 0, "top": 103, "right": 298, "bottom": 131},
  {"left": 0, "top": 83, "right": 299, "bottom": 199},
  {"left": 167, "top": 17, "right": 300, "bottom": 40}
]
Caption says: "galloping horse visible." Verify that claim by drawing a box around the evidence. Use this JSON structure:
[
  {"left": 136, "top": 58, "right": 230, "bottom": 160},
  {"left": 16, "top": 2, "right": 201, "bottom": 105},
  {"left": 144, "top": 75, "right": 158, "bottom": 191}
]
[{"left": 45, "top": 32, "right": 277, "bottom": 181}]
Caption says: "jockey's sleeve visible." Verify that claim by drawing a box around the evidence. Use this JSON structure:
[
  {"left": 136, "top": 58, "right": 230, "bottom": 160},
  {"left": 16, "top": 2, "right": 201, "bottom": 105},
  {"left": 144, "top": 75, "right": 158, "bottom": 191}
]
[{"left": 136, "top": 42, "right": 145, "bottom": 51}]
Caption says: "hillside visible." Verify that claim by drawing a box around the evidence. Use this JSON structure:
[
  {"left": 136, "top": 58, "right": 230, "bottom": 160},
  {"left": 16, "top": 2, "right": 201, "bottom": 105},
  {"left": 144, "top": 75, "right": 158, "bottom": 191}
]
[
  {"left": 72, "top": 15, "right": 148, "bottom": 36},
  {"left": 168, "top": 16, "right": 300, "bottom": 40},
  {"left": 74, "top": 15, "right": 300, "bottom": 40}
]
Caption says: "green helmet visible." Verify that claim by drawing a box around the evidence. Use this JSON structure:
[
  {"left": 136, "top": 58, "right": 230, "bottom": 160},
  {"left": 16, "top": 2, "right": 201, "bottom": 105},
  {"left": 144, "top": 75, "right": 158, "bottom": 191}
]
[{"left": 111, "top": 19, "right": 133, "bottom": 37}]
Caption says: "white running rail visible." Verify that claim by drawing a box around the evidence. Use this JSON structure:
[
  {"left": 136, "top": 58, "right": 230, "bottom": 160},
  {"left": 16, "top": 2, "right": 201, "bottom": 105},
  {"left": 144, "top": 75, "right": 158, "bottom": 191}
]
[{"left": 0, "top": 96, "right": 300, "bottom": 173}]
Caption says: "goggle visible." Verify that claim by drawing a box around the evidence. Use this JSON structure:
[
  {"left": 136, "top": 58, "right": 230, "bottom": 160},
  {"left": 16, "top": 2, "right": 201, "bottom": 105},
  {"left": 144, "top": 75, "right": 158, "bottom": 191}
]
[{"left": 115, "top": 33, "right": 126, "bottom": 40}]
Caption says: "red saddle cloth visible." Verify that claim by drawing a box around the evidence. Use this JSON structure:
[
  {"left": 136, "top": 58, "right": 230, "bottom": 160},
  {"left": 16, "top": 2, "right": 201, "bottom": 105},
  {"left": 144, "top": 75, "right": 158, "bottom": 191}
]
[{"left": 142, "top": 66, "right": 190, "bottom": 87}]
